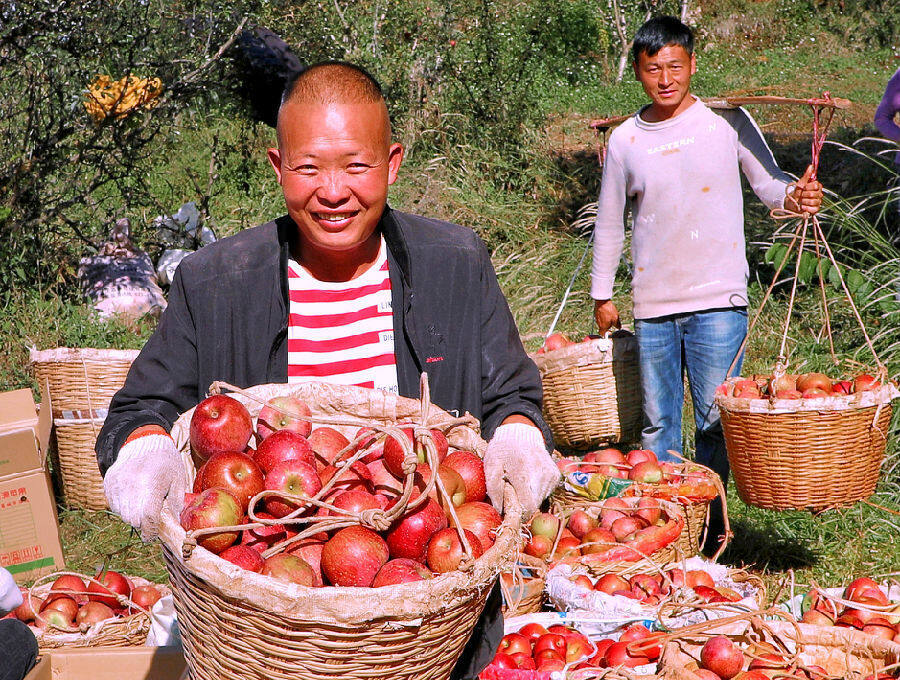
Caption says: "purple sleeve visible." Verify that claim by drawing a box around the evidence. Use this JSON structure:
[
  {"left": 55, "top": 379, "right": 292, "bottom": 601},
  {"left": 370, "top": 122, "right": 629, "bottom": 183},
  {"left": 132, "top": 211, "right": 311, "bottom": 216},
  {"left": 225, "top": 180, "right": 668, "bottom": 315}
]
[{"left": 875, "top": 69, "right": 900, "bottom": 142}]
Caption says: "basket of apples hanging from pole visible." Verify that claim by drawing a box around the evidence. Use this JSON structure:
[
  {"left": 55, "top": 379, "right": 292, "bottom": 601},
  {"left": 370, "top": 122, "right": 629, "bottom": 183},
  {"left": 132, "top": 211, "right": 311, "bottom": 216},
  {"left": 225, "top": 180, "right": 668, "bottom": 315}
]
[
  {"left": 158, "top": 374, "right": 522, "bottom": 680},
  {"left": 714, "top": 93, "right": 899, "bottom": 513}
]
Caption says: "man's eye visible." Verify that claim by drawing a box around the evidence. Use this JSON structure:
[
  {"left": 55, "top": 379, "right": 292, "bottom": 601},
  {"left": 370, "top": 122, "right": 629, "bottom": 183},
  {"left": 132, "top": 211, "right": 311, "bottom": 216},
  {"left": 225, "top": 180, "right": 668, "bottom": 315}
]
[
  {"left": 348, "top": 163, "right": 370, "bottom": 173},
  {"left": 296, "top": 165, "right": 317, "bottom": 174}
]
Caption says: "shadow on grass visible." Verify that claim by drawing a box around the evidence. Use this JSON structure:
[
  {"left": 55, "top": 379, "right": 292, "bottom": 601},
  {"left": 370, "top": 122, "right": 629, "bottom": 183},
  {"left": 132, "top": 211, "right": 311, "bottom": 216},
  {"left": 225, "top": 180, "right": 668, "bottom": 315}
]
[{"left": 717, "top": 517, "right": 818, "bottom": 573}]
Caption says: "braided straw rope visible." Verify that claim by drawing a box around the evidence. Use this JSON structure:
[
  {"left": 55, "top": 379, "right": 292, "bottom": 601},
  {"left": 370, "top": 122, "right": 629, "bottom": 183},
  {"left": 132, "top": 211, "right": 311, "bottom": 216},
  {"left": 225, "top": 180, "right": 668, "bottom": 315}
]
[
  {"left": 159, "top": 378, "right": 523, "bottom": 680},
  {"left": 531, "top": 334, "right": 642, "bottom": 450},
  {"left": 27, "top": 571, "right": 169, "bottom": 649},
  {"left": 29, "top": 347, "right": 139, "bottom": 510}
]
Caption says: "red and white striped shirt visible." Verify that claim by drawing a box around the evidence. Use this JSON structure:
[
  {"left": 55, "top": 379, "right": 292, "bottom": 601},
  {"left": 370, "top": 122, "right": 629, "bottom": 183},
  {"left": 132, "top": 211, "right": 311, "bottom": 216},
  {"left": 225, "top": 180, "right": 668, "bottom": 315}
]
[{"left": 286, "top": 237, "right": 398, "bottom": 393}]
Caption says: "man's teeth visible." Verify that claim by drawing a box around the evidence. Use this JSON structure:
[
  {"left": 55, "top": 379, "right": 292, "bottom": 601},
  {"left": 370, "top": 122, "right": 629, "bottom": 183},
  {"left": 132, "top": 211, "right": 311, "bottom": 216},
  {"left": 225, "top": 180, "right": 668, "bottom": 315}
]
[{"left": 318, "top": 213, "right": 354, "bottom": 222}]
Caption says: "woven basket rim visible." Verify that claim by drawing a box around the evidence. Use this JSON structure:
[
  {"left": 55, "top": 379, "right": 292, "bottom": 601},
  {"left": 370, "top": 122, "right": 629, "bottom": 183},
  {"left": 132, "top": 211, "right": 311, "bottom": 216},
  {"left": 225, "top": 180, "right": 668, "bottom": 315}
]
[
  {"left": 29, "top": 347, "right": 141, "bottom": 364},
  {"left": 715, "top": 378, "right": 899, "bottom": 414},
  {"left": 529, "top": 333, "right": 638, "bottom": 376},
  {"left": 160, "top": 380, "right": 522, "bottom": 624}
]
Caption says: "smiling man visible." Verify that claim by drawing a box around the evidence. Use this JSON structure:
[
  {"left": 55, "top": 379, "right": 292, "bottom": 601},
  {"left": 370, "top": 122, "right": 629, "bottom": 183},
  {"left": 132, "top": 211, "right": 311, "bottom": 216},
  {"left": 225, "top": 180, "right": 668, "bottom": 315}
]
[
  {"left": 97, "top": 62, "right": 558, "bottom": 679},
  {"left": 590, "top": 17, "right": 823, "bottom": 553}
]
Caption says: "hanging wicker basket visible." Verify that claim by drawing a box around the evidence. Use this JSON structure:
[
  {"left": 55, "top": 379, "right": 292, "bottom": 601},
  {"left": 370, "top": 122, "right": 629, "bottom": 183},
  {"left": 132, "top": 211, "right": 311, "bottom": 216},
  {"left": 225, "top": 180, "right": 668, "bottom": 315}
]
[
  {"left": 531, "top": 333, "right": 642, "bottom": 450},
  {"left": 29, "top": 347, "right": 139, "bottom": 510},
  {"left": 716, "top": 378, "right": 898, "bottom": 511},
  {"left": 159, "top": 380, "right": 522, "bottom": 680}
]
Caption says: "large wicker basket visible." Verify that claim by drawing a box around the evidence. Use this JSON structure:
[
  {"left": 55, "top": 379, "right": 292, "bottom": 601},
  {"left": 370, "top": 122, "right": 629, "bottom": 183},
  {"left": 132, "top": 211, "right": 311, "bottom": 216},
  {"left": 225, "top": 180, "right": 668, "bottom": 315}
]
[
  {"left": 160, "top": 381, "right": 522, "bottom": 680},
  {"left": 716, "top": 379, "right": 899, "bottom": 512},
  {"left": 531, "top": 333, "right": 641, "bottom": 450},
  {"left": 30, "top": 347, "right": 139, "bottom": 510}
]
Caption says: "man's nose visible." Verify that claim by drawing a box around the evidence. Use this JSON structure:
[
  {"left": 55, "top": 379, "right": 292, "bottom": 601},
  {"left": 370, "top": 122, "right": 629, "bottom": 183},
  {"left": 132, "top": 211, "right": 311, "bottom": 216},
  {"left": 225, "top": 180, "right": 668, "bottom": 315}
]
[
  {"left": 316, "top": 171, "right": 351, "bottom": 204},
  {"left": 659, "top": 68, "right": 673, "bottom": 86}
]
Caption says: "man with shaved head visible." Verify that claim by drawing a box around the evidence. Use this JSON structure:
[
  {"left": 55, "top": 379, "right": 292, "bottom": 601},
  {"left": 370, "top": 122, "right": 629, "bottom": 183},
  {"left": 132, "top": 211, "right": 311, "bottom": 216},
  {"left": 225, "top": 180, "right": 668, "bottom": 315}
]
[{"left": 97, "top": 61, "right": 557, "bottom": 677}]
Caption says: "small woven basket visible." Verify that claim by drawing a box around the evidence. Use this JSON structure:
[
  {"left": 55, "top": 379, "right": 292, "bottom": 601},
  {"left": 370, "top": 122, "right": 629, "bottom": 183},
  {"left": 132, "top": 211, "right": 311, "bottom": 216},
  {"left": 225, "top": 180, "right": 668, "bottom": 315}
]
[
  {"left": 28, "top": 573, "right": 169, "bottom": 650},
  {"left": 531, "top": 334, "right": 641, "bottom": 450},
  {"left": 499, "top": 555, "right": 547, "bottom": 618},
  {"left": 160, "top": 380, "right": 522, "bottom": 680},
  {"left": 716, "top": 379, "right": 899, "bottom": 512},
  {"left": 30, "top": 347, "right": 139, "bottom": 510}
]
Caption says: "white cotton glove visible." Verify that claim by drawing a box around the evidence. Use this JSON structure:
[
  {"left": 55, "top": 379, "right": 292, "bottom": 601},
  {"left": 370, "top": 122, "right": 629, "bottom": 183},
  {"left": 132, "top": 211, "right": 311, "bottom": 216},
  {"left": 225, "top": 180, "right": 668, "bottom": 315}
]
[
  {"left": 483, "top": 423, "right": 561, "bottom": 517},
  {"left": 104, "top": 434, "right": 187, "bottom": 542},
  {"left": 0, "top": 566, "right": 22, "bottom": 616}
]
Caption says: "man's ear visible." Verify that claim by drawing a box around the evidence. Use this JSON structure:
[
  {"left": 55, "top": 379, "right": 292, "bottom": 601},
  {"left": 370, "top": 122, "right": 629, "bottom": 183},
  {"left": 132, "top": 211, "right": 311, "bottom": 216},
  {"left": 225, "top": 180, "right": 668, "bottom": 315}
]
[
  {"left": 386, "top": 143, "right": 404, "bottom": 186},
  {"left": 267, "top": 148, "right": 283, "bottom": 184},
  {"left": 690, "top": 52, "right": 697, "bottom": 75}
]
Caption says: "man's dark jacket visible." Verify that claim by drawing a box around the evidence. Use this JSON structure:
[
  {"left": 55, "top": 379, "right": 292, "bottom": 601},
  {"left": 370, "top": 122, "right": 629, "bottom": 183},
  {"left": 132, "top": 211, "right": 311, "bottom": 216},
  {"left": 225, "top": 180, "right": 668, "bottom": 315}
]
[{"left": 96, "top": 207, "right": 551, "bottom": 470}]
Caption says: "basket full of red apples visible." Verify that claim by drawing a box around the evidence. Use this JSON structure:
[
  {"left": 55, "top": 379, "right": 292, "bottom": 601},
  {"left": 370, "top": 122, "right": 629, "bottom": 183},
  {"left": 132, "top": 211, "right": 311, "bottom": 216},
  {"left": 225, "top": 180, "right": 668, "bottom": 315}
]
[
  {"left": 10, "top": 570, "right": 167, "bottom": 649},
  {"left": 158, "top": 379, "right": 521, "bottom": 680},
  {"left": 715, "top": 373, "right": 899, "bottom": 511}
]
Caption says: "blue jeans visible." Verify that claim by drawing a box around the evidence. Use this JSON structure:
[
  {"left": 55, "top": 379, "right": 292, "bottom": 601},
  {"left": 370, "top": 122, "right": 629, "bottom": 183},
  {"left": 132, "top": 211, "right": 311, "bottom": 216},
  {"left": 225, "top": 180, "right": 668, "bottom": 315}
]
[{"left": 635, "top": 308, "right": 747, "bottom": 484}]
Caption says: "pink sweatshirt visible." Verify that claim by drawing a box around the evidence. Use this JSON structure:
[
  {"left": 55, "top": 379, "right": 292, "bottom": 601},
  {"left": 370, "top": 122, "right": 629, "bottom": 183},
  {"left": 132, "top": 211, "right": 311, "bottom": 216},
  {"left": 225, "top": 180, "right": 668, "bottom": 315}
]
[{"left": 590, "top": 98, "right": 792, "bottom": 319}]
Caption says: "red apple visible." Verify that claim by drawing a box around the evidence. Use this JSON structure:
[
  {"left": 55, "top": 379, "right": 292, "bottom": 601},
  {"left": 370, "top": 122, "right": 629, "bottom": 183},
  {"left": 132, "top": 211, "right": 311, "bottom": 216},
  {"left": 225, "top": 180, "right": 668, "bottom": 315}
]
[
  {"left": 382, "top": 426, "right": 449, "bottom": 478},
  {"left": 563, "top": 631, "right": 593, "bottom": 663},
  {"left": 524, "top": 534, "right": 553, "bottom": 559},
  {"left": 553, "top": 536, "right": 582, "bottom": 559},
  {"left": 326, "top": 488, "right": 381, "bottom": 516},
  {"left": 584, "top": 448, "right": 627, "bottom": 465},
  {"left": 686, "top": 570, "right": 716, "bottom": 589},
  {"left": 413, "top": 463, "right": 466, "bottom": 509},
  {"left": 46, "top": 574, "right": 88, "bottom": 604},
  {"left": 626, "top": 449, "right": 658, "bottom": 466},
  {"left": 611, "top": 516, "right": 644, "bottom": 542},
  {"left": 241, "top": 511, "right": 288, "bottom": 552},
  {"left": 595, "top": 573, "right": 630, "bottom": 595},
  {"left": 321, "top": 526, "right": 390, "bottom": 587},
  {"left": 75, "top": 601, "right": 116, "bottom": 627},
  {"left": 287, "top": 536, "right": 326, "bottom": 587},
  {"left": 775, "top": 389, "right": 803, "bottom": 399},
  {"left": 802, "top": 387, "right": 830, "bottom": 398},
  {"left": 510, "top": 652, "right": 536, "bottom": 670},
  {"left": 534, "top": 632, "right": 567, "bottom": 656},
  {"left": 309, "top": 427, "right": 352, "bottom": 468},
  {"left": 566, "top": 510, "right": 599, "bottom": 539},
  {"left": 581, "top": 527, "right": 616, "bottom": 554},
  {"left": 604, "top": 641, "right": 650, "bottom": 668},
  {"left": 367, "top": 458, "right": 403, "bottom": 496},
  {"left": 372, "top": 558, "right": 434, "bottom": 587},
  {"left": 490, "top": 652, "right": 518, "bottom": 670},
  {"left": 256, "top": 395, "right": 312, "bottom": 441},
  {"left": 518, "top": 622, "right": 548, "bottom": 643},
  {"left": 748, "top": 654, "right": 791, "bottom": 673},
  {"left": 219, "top": 545, "right": 266, "bottom": 572},
  {"left": 261, "top": 554, "right": 316, "bottom": 586},
  {"left": 129, "top": 585, "right": 162, "bottom": 613},
  {"left": 635, "top": 496, "right": 662, "bottom": 525},
  {"left": 845, "top": 577, "right": 887, "bottom": 604},
  {"left": 353, "top": 426, "right": 385, "bottom": 464},
  {"left": 264, "top": 459, "right": 322, "bottom": 518},
  {"left": 190, "top": 395, "right": 253, "bottom": 460},
  {"left": 41, "top": 595, "right": 79, "bottom": 621},
  {"left": 37, "top": 608, "right": 76, "bottom": 632},
  {"left": 542, "top": 333, "right": 572, "bottom": 352},
  {"left": 197, "top": 451, "right": 265, "bottom": 513},
  {"left": 253, "top": 430, "right": 315, "bottom": 475},
  {"left": 385, "top": 496, "right": 448, "bottom": 562},
  {"left": 801, "top": 609, "right": 834, "bottom": 626},
  {"left": 832, "top": 380, "right": 853, "bottom": 395},
  {"left": 629, "top": 460, "right": 663, "bottom": 483},
  {"left": 530, "top": 512, "right": 561, "bottom": 540},
  {"left": 499, "top": 632, "right": 532, "bottom": 657},
  {"left": 319, "top": 461, "right": 374, "bottom": 495},
  {"left": 426, "top": 528, "right": 483, "bottom": 573},
  {"left": 853, "top": 374, "right": 880, "bottom": 392},
  {"left": 87, "top": 570, "right": 133, "bottom": 610},
  {"left": 14, "top": 591, "right": 43, "bottom": 623},
  {"left": 454, "top": 501, "right": 502, "bottom": 550},
  {"left": 441, "top": 450, "right": 487, "bottom": 503},
  {"left": 701, "top": 636, "right": 743, "bottom": 679}
]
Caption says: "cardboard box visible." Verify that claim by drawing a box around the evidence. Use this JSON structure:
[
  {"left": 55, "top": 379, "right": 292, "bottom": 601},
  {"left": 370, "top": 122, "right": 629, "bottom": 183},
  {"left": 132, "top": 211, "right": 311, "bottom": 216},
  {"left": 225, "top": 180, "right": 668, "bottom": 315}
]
[
  {"left": 25, "top": 647, "right": 187, "bottom": 680},
  {"left": 0, "top": 389, "right": 50, "bottom": 478},
  {"left": 0, "top": 386, "right": 63, "bottom": 584},
  {"left": 0, "top": 468, "right": 65, "bottom": 583}
]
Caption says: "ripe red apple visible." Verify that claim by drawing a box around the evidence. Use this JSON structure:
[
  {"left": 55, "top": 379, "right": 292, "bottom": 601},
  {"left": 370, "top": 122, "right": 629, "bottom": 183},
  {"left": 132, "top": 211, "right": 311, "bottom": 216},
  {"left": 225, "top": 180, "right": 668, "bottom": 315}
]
[
  {"left": 604, "top": 641, "right": 650, "bottom": 668},
  {"left": 563, "top": 631, "right": 593, "bottom": 663},
  {"left": 499, "top": 632, "right": 532, "bottom": 657},
  {"left": 241, "top": 511, "right": 288, "bottom": 552},
  {"left": 832, "top": 380, "right": 853, "bottom": 395},
  {"left": 371, "top": 558, "right": 434, "bottom": 587},
  {"left": 41, "top": 595, "right": 79, "bottom": 622},
  {"left": 326, "top": 488, "right": 381, "bottom": 516},
  {"left": 14, "top": 591, "right": 43, "bottom": 623},
  {"left": 253, "top": 429, "right": 315, "bottom": 475},
  {"left": 353, "top": 426, "right": 384, "bottom": 464},
  {"left": 441, "top": 450, "right": 487, "bottom": 503},
  {"left": 426, "top": 528, "right": 484, "bottom": 573},
  {"left": 611, "top": 516, "right": 644, "bottom": 542},
  {"left": 864, "top": 618, "right": 897, "bottom": 640},
  {"left": 197, "top": 451, "right": 265, "bottom": 512},
  {"left": 129, "top": 585, "right": 162, "bottom": 613},
  {"left": 853, "top": 374, "right": 879, "bottom": 392},
  {"left": 518, "top": 622, "right": 548, "bottom": 643},
  {"left": 629, "top": 460, "right": 663, "bottom": 483},
  {"left": 595, "top": 573, "right": 630, "bottom": 595},
  {"left": 385, "top": 496, "right": 448, "bottom": 562},
  {"left": 694, "top": 671, "right": 722, "bottom": 680},
  {"left": 635, "top": 496, "right": 662, "bottom": 525},
  {"left": 530, "top": 512, "right": 561, "bottom": 540},
  {"left": 801, "top": 608, "right": 834, "bottom": 626},
  {"left": 179, "top": 487, "right": 243, "bottom": 553},
  {"left": 454, "top": 501, "right": 502, "bottom": 550},
  {"left": 524, "top": 534, "right": 553, "bottom": 559},
  {"left": 319, "top": 461, "right": 374, "bottom": 495},
  {"left": 845, "top": 577, "right": 887, "bottom": 604},
  {"left": 626, "top": 449, "right": 658, "bottom": 466},
  {"left": 37, "top": 607, "right": 76, "bottom": 631},
  {"left": 534, "top": 632, "right": 567, "bottom": 656},
  {"left": 413, "top": 463, "right": 466, "bottom": 509},
  {"left": 796, "top": 372, "right": 833, "bottom": 394},
  {"left": 685, "top": 570, "right": 716, "bottom": 589},
  {"left": 261, "top": 554, "right": 316, "bottom": 586},
  {"left": 309, "top": 427, "right": 352, "bottom": 468},
  {"left": 802, "top": 387, "right": 830, "bottom": 398},
  {"left": 46, "top": 574, "right": 88, "bottom": 605},
  {"left": 566, "top": 510, "right": 599, "bottom": 539},
  {"left": 287, "top": 536, "right": 326, "bottom": 587},
  {"left": 264, "top": 459, "right": 322, "bottom": 518},
  {"left": 219, "top": 545, "right": 266, "bottom": 572},
  {"left": 190, "top": 395, "right": 253, "bottom": 460},
  {"left": 321, "top": 526, "right": 390, "bottom": 587},
  {"left": 584, "top": 448, "right": 627, "bottom": 465},
  {"left": 87, "top": 570, "right": 133, "bottom": 610},
  {"left": 542, "top": 332, "right": 572, "bottom": 352},
  {"left": 490, "top": 652, "right": 518, "bottom": 670},
  {"left": 382, "top": 427, "right": 449, "bottom": 477},
  {"left": 748, "top": 654, "right": 791, "bottom": 673},
  {"left": 581, "top": 527, "right": 616, "bottom": 554},
  {"left": 367, "top": 458, "right": 403, "bottom": 496},
  {"left": 510, "top": 652, "right": 536, "bottom": 670},
  {"left": 75, "top": 601, "right": 116, "bottom": 627},
  {"left": 256, "top": 395, "right": 312, "bottom": 441},
  {"left": 700, "top": 636, "right": 743, "bottom": 679},
  {"left": 775, "top": 389, "right": 803, "bottom": 399}
]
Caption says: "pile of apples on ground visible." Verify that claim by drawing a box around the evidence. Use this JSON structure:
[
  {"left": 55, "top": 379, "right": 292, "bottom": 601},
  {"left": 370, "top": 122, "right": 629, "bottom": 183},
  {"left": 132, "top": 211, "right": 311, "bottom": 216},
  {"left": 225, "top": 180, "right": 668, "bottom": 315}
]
[
  {"left": 567, "top": 567, "right": 744, "bottom": 607},
  {"left": 182, "top": 394, "right": 499, "bottom": 588},
  {"left": 722, "top": 372, "right": 880, "bottom": 400},
  {"left": 7, "top": 571, "right": 163, "bottom": 633}
]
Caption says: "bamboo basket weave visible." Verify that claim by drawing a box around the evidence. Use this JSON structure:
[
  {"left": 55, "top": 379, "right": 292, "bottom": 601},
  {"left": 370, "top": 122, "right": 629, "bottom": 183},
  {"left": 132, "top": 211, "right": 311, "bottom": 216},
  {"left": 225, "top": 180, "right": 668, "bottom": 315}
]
[
  {"left": 531, "top": 334, "right": 641, "bottom": 450},
  {"left": 499, "top": 555, "right": 547, "bottom": 618},
  {"left": 716, "top": 379, "right": 899, "bottom": 512},
  {"left": 29, "top": 347, "right": 139, "bottom": 510},
  {"left": 28, "top": 573, "right": 169, "bottom": 649},
  {"left": 160, "top": 381, "right": 522, "bottom": 680}
]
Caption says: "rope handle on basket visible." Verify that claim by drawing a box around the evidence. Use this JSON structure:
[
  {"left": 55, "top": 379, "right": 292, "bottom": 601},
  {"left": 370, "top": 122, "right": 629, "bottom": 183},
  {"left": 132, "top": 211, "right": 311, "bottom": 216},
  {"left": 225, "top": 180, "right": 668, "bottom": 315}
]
[
  {"left": 183, "top": 375, "right": 486, "bottom": 569},
  {"left": 547, "top": 230, "right": 595, "bottom": 338}
]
